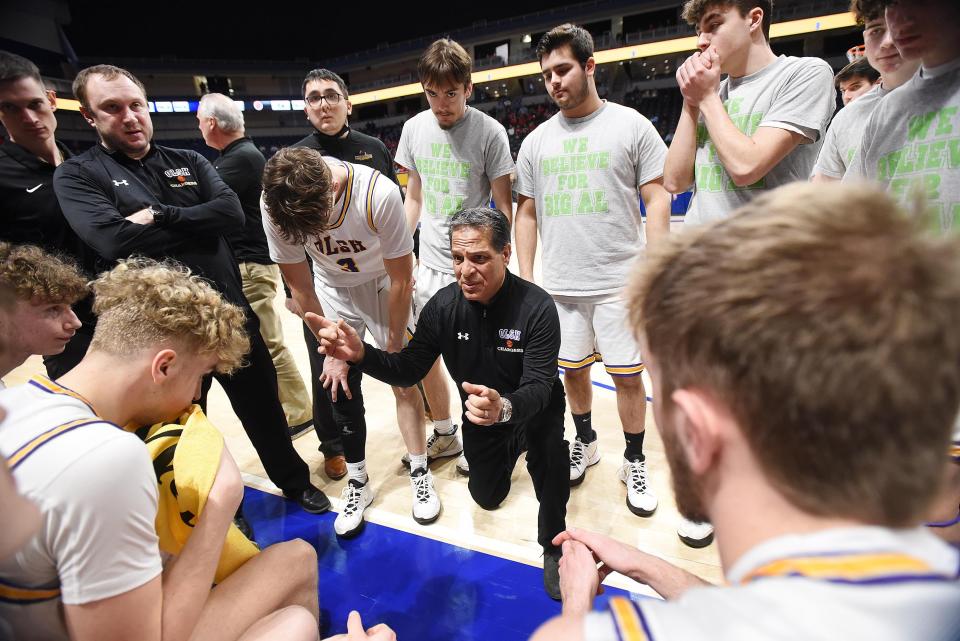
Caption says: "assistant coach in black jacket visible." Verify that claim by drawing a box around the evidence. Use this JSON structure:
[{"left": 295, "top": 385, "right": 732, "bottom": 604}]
[
  {"left": 309, "top": 207, "right": 569, "bottom": 599},
  {"left": 52, "top": 64, "right": 329, "bottom": 513}
]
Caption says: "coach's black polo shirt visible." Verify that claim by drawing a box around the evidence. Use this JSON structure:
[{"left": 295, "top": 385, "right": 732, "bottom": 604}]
[{"left": 53, "top": 143, "right": 247, "bottom": 306}]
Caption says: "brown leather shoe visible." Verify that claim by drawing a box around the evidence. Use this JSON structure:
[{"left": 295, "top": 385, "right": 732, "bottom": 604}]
[{"left": 324, "top": 454, "right": 347, "bottom": 480}]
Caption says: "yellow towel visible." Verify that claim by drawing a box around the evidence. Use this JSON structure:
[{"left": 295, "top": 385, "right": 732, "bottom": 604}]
[{"left": 129, "top": 405, "right": 259, "bottom": 583}]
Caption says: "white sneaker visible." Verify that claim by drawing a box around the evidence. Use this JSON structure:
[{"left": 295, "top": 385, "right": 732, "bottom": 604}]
[
  {"left": 677, "top": 518, "right": 714, "bottom": 548},
  {"left": 334, "top": 479, "right": 374, "bottom": 538},
  {"left": 410, "top": 467, "right": 441, "bottom": 525},
  {"left": 401, "top": 425, "right": 464, "bottom": 466},
  {"left": 569, "top": 437, "right": 600, "bottom": 486},
  {"left": 617, "top": 457, "right": 658, "bottom": 517},
  {"left": 455, "top": 453, "right": 470, "bottom": 476}
]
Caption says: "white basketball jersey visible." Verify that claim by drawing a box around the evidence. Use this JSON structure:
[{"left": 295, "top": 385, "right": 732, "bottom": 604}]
[{"left": 263, "top": 159, "right": 413, "bottom": 288}]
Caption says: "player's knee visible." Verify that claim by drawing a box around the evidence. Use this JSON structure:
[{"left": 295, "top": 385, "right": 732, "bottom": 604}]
[
  {"left": 267, "top": 539, "right": 318, "bottom": 585},
  {"left": 391, "top": 384, "right": 420, "bottom": 403},
  {"left": 562, "top": 366, "right": 591, "bottom": 382},
  {"left": 612, "top": 373, "right": 643, "bottom": 390}
]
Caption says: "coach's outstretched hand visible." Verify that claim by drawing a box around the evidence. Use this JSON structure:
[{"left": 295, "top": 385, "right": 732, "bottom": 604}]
[{"left": 305, "top": 313, "right": 365, "bottom": 363}]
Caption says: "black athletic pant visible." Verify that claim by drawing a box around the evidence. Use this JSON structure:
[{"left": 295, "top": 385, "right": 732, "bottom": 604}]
[
  {"left": 462, "top": 406, "right": 569, "bottom": 552},
  {"left": 302, "top": 322, "right": 345, "bottom": 458}
]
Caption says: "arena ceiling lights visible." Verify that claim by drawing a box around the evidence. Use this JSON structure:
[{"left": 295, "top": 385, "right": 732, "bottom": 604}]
[
  {"left": 349, "top": 12, "right": 856, "bottom": 105},
  {"left": 54, "top": 12, "right": 855, "bottom": 113}
]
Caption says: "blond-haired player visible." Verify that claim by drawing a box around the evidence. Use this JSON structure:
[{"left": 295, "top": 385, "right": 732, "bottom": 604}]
[{"left": 0, "top": 259, "right": 320, "bottom": 641}]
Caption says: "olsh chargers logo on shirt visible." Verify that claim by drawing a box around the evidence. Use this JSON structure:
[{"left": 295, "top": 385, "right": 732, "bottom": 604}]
[
  {"left": 164, "top": 167, "right": 198, "bottom": 188},
  {"left": 498, "top": 328, "right": 523, "bottom": 353}
]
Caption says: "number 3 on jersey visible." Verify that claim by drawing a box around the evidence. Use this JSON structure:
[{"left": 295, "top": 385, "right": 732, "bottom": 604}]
[{"left": 337, "top": 257, "right": 359, "bottom": 273}]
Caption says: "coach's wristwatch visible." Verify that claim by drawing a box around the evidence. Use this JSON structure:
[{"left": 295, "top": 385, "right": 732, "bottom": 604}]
[
  {"left": 497, "top": 397, "right": 513, "bottom": 424},
  {"left": 149, "top": 205, "right": 168, "bottom": 226}
]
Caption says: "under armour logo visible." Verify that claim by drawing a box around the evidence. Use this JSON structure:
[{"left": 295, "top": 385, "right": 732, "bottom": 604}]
[
  {"left": 113, "top": 179, "right": 129, "bottom": 187},
  {"left": 457, "top": 332, "right": 469, "bottom": 340}
]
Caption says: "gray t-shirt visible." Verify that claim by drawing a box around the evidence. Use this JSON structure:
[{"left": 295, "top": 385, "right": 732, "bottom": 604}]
[
  {"left": 814, "top": 83, "right": 888, "bottom": 179},
  {"left": 686, "top": 55, "right": 835, "bottom": 226},
  {"left": 396, "top": 106, "right": 514, "bottom": 274},
  {"left": 516, "top": 101, "right": 667, "bottom": 296},
  {"left": 846, "top": 58, "right": 960, "bottom": 233}
]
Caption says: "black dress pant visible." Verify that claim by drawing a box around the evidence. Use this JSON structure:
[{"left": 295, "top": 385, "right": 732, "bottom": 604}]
[{"left": 462, "top": 406, "right": 569, "bottom": 552}]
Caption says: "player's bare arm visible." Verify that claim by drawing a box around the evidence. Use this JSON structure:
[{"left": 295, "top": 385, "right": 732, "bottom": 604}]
[
  {"left": 490, "top": 174, "right": 514, "bottom": 226},
  {"left": 278, "top": 260, "right": 352, "bottom": 400},
  {"left": 65, "top": 449, "right": 242, "bottom": 641},
  {"left": 700, "top": 95, "right": 809, "bottom": 187},
  {"left": 553, "top": 528, "right": 713, "bottom": 601},
  {"left": 684, "top": 48, "right": 807, "bottom": 187},
  {"left": 663, "top": 50, "right": 717, "bottom": 193},
  {"left": 382, "top": 252, "right": 415, "bottom": 353},
  {"left": 402, "top": 168, "right": 423, "bottom": 234},
  {"left": 640, "top": 178, "right": 671, "bottom": 249},
  {"left": 514, "top": 195, "right": 537, "bottom": 282}
]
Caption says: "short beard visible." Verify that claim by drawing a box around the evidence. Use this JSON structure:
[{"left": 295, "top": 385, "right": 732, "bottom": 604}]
[
  {"left": 553, "top": 75, "right": 590, "bottom": 112},
  {"left": 661, "top": 417, "right": 709, "bottom": 523}
]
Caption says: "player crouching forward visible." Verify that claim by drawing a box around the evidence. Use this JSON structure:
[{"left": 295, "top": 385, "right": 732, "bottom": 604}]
[
  {"left": 261, "top": 147, "right": 439, "bottom": 537},
  {"left": 0, "top": 259, "right": 319, "bottom": 641}
]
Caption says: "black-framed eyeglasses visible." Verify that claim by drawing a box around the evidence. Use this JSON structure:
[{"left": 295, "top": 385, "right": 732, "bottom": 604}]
[{"left": 305, "top": 92, "right": 344, "bottom": 106}]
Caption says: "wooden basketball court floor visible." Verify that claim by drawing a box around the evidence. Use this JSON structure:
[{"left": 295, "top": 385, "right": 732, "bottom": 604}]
[{"left": 4, "top": 218, "right": 722, "bottom": 637}]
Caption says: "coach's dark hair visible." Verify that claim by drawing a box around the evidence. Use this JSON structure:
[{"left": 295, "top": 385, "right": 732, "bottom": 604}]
[
  {"left": 834, "top": 57, "right": 880, "bottom": 89},
  {"left": 302, "top": 68, "right": 349, "bottom": 100},
  {"left": 0, "top": 51, "right": 43, "bottom": 86},
  {"left": 449, "top": 208, "right": 511, "bottom": 252},
  {"left": 535, "top": 24, "right": 594, "bottom": 66}
]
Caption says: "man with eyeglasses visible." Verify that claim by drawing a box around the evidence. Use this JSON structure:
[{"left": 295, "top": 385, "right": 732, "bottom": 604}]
[{"left": 289, "top": 69, "right": 399, "bottom": 482}]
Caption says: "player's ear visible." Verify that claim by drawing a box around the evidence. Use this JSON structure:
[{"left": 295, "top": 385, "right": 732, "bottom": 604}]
[
  {"left": 151, "top": 348, "right": 178, "bottom": 383},
  {"left": 670, "top": 388, "right": 723, "bottom": 475},
  {"left": 501, "top": 242, "right": 512, "bottom": 264}
]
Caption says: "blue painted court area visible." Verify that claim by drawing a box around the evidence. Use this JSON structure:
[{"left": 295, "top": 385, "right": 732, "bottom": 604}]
[{"left": 243, "top": 486, "right": 640, "bottom": 640}]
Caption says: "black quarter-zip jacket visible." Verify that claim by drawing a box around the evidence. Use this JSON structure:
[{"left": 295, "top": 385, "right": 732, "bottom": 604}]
[
  {"left": 360, "top": 270, "right": 565, "bottom": 426},
  {"left": 53, "top": 143, "right": 247, "bottom": 305}
]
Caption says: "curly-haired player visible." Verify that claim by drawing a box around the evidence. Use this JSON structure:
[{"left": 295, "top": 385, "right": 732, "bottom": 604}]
[
  {"left": 0, "top": 242, "right": 86, "bottom": 381},
  {"left": 0, "top": 259, "right": 320, "bottom": 641}
]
